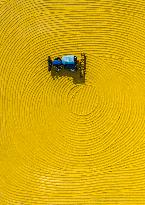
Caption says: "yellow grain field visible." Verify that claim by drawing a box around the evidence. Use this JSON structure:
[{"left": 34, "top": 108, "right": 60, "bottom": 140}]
[{"left": 1, "top": 0, "right": 145, "bottom": 204}]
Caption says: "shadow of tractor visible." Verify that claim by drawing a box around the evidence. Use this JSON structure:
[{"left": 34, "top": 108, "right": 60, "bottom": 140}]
[{"left": 50, "top": 68, "right": 86, "bottom": 84}]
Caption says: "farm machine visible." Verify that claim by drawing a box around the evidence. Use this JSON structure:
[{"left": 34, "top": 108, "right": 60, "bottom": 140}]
[{"left": 48, "top": 53, "right": 86, "bottom": 77}]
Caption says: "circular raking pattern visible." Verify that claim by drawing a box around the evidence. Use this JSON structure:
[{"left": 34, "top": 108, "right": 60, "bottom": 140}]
[{"left": 1, "top": 0, "right": 145, "bottom": 204}]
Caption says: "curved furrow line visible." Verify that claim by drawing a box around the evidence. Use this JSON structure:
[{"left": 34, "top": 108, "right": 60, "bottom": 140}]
[{"left": 1, "top": 0, "right": 145, "bottom": 204}]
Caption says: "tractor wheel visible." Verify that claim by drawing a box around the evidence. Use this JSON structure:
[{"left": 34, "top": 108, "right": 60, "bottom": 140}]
[
  {"left": 48, "top": 66, "right": 51, "bottom": 72},
  {"left": 48, "top": 56, "right": 52, "bottom": 71}
]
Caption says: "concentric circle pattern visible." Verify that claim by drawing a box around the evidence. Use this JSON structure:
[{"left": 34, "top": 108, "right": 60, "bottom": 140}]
[{"left": 1, "top": 0, "right": 145, "bottom": 204}]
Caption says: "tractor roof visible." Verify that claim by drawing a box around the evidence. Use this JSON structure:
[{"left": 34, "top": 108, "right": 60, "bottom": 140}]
[{"left": 62, "top": 55, "right": 75, "bottom": 65}]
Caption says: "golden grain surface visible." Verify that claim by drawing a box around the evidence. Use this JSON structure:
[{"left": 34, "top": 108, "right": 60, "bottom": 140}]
[{"left": 1, "top": 0, "right": 145, "bottom": 204}]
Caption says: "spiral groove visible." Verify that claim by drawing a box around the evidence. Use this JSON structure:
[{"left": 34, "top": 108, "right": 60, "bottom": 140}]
[{"left": 1, "top": 0, "right": 145, "bottom": 204}]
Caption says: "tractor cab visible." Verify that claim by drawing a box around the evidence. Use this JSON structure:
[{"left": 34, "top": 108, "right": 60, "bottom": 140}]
[{"left": 62, "top": 55, "right": 77, "bottom": 71}]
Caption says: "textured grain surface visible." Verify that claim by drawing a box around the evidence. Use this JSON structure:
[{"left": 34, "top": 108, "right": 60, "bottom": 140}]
[{"left": 0, "top": 0, "right": 145, "bottom": 204}]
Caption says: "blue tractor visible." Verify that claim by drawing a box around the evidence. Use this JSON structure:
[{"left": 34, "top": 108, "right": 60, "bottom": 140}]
[{"left": 48, "top": 53, "right": 86, "bottom": 77}]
